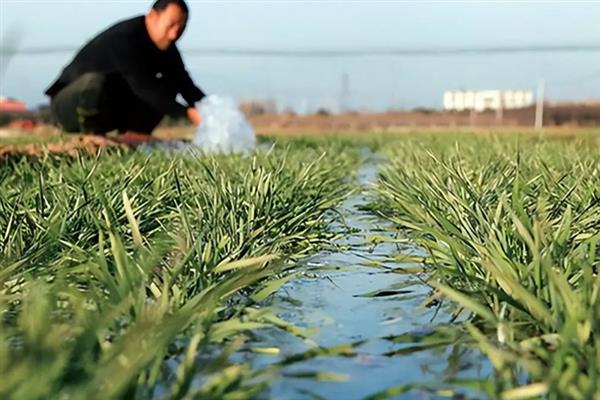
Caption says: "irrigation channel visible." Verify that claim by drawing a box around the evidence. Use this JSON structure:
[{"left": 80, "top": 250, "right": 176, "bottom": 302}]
[{"left": 236, "top": 151, "right": 492, "bottom": 399}]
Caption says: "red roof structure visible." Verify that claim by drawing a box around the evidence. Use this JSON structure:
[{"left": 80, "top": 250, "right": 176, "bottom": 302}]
[{"left": 0, "top": 97, "right": 27, "bottom": 113}]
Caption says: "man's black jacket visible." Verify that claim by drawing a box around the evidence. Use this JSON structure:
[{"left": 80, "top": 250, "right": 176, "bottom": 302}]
[{"left": 45, "top": 16, "right": 205, "bottom": 116}]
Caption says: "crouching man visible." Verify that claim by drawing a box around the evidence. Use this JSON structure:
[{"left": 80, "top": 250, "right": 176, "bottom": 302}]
[{"left": 45, "top": 0, "right": 204, "bottom": 146}]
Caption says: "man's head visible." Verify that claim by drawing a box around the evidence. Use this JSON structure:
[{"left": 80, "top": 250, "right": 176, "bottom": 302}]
[{"left": 145, "top": 0, "right": 189, "bottom": 50}]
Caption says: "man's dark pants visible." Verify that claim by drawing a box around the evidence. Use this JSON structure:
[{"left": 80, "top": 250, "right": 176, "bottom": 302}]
[{"left": 50, "top": 72, "right": 164, "bottom": 134}]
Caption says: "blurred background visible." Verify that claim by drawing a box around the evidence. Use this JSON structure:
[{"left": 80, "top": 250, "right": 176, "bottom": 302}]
[{"left": 2, "top": 0, "right": 600, "bottom": 130}]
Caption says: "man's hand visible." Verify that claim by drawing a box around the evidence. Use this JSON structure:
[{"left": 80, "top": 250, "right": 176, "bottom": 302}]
[{"left": 187, "top": 107, "right": 202, "bottom": 126}]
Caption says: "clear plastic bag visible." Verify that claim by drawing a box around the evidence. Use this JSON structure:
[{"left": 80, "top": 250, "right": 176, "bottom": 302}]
[{"left": 192, "top": 95, "right": 256, "bottom": 154}]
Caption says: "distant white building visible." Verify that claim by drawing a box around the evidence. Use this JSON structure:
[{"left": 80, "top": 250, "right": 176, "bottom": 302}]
[{"left": 443, "top": 90, "right": 534, "bottom": 112}]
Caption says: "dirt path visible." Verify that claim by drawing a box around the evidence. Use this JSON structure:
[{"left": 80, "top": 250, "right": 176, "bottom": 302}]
[{"left": 0, "top": 134, "right": 128, "bottom": 158}]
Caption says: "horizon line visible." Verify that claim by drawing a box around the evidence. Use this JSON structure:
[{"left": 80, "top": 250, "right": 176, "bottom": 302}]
[{"left": 2, "top": 44, "right": 600, "bottom": 57}]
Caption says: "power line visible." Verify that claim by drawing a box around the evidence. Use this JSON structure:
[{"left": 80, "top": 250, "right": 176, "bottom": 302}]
[{"left": 2, "top": 44, "right": 600, "bottom": 57}]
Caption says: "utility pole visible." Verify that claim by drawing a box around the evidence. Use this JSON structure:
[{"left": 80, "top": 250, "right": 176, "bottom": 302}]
[
  {"left": 535, "top": 79, "right": 545, "bottom": 129},
  {"left": 469, "top": 108, "right": 476, "bottom": 127},
  {"left": 496, "top": 92, "right": 504, "bottom": 125}
]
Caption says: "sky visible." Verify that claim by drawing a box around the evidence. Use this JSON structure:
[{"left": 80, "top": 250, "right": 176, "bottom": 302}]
[{"left": 2, "top": 0, "right": 600, "bottom": 112}]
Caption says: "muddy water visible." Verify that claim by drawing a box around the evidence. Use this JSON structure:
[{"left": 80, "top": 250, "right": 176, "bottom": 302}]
[{"left": 242, "top": 154, "right": 491, "bottom": 399}]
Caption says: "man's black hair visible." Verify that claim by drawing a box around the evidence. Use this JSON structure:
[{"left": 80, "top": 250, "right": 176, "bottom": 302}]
[{"left": 152, "top": 0, "right": 189, "bottom": 15}]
